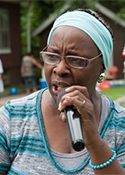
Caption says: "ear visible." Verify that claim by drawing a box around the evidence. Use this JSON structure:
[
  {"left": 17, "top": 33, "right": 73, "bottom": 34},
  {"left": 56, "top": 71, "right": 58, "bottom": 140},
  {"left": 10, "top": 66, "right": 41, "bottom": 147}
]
[
  {"left": 100, "top": 63, "right": 105, "bottom": 74},
  {"left": 98, "top": 72, "right": 106, "bottom": 83}
]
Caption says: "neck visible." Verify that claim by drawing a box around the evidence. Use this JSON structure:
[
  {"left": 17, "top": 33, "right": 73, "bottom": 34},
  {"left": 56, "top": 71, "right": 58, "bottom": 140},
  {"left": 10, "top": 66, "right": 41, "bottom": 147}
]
[
  {"left": 90, "top": 89, "right": 101, "bottom": 104},
  {"left": 90, "top": 89, "right": 102, "bottom": 124},
  {"left": 43, "top": 89, "right": 61, "bottom": 115},
  {"left": 44, "top": 88, "right": 101, "bottom": 116}
]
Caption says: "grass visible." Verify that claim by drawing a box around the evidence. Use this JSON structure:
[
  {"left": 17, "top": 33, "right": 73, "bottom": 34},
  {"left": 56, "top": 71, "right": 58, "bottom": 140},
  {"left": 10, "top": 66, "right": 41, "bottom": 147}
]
[
  {"left": 100, "top": 86, "right": 125, "bottom": 107},
  {"left": 100, "top": 86, "right": 125, "bottom": 101}
]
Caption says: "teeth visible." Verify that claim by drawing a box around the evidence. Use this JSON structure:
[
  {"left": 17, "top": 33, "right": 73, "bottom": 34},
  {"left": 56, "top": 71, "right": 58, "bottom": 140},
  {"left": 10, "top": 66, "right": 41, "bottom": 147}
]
[
  {"left": 58, "top": 86, "right": 63, "bottom": 92},
  {"left": 55, "top": 85, "right": 62, "bottom": 91},
  {"left": 52, "top": 82, "right": 69, "bottom": 95},
  {"left": 52, "top": 85, "right": 63, "bottom": 94}
]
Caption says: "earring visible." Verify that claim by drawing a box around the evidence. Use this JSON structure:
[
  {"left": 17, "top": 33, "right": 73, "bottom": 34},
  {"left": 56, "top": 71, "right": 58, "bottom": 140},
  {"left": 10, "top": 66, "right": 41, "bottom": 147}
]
[{"left": 98, "top": 73, "right": 106, "bottom": 83}]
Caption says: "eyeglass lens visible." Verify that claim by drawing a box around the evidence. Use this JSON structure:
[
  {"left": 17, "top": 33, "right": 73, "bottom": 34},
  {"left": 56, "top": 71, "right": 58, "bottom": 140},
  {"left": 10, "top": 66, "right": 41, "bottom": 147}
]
[
  {"left": 41, "top": 52, "right": 89, "bottom": 68},
  {"left": 42, "top": 52, "right": 60, "bottom": 64}
]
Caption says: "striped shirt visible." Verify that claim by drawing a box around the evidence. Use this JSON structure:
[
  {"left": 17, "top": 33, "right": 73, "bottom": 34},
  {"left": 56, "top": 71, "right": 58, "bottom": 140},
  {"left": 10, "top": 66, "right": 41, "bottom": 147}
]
[{"left": 0, "top": 89, "right": 125, "bottom": 175}]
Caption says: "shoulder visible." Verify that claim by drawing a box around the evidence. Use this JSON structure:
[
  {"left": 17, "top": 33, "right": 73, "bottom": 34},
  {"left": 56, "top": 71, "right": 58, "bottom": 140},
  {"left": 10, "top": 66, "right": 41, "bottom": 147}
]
[
  {"left": 103, "top": 95, "right": 125, "bottom": 131},
  {"left": 0, "top": 91, "right": 41, "bottom": 117},
  {"left": 101, "top": 94, "right": 125, "bottom": 114},
  {"left": 114, "top": 101, "right": 125, "bottom": 113},
  {"left": 8, "top": 91, "right": 40, "bottom": 109},
  {"left": 101, "top": 95, "right": 125, "bottom": 148},
  {"left": 101, "top": 94, "right": 125, "bottom": 128},
  {"left": 0, "top": 91, "right": 43, "bottom": 137}
]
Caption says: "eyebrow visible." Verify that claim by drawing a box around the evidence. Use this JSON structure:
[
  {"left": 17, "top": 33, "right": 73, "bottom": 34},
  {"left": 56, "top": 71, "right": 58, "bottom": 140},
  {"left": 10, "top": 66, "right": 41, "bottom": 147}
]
[
  {"left": 47, "top": 47, "right": 90, "bottom": 58},
  {"left": 47, "top": 46, "right": 59, "bottom": 53}
]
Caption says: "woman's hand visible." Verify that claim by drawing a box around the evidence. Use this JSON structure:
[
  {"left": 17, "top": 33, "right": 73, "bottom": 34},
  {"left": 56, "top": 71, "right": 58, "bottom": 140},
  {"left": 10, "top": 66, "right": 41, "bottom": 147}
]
[{"left": 57, "top": 85, "right": 101, "bottom": 148}]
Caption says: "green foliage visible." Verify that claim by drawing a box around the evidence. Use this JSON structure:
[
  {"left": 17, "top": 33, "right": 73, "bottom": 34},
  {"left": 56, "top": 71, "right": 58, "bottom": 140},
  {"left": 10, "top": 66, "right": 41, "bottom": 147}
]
[
  {"left": 20, "top": 0, "right": 98, "bottom": 57},
  {"left": 20, "top": 0, "right": 125, "bottom": 66},
  {"left": 101, "top": 86, "right": 124, "bottom": 101},
  {"left": 98, "top": 0, "right": 125, "bottom": 19},
  {"left": 20, "top": 0, "right": 68, "bottom": 56},
  {"left": 117, "top": 7, "right": 125, "bottom": 19},
  {"left": 101, "top": 86, "right": 125, "bottom": 107}
]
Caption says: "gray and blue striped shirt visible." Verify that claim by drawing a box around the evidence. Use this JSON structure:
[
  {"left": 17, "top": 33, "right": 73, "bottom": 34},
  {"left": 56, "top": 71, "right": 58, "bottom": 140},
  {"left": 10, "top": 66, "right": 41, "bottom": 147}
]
[{"left": 0, "top": 89, "right": 125, "bottom": 175}]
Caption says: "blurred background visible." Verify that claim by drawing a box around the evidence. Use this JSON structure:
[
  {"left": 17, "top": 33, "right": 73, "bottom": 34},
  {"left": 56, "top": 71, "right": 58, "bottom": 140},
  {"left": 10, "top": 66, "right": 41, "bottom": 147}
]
[{"left": 0, "top": 0, "right": 125, "bottom": 101}]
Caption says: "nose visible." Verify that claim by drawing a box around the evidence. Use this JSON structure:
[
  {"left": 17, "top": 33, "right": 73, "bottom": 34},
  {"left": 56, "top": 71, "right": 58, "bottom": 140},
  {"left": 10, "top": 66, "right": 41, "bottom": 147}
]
[{"left": 53, "top": 59, "right": 70, "bottom": 77}]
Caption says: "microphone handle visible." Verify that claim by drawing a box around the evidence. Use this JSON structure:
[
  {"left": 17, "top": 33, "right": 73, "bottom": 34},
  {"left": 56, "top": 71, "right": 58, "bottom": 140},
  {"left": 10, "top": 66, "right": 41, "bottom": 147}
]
[{"left": 64, "top": 106, "right": 85, "bottom": 151}]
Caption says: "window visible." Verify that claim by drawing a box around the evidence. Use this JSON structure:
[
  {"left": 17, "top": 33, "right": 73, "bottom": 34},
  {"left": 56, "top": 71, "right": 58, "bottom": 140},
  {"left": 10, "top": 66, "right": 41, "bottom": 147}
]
[{"left": 0, "top": 9, "right": 11, "bottom": 54}]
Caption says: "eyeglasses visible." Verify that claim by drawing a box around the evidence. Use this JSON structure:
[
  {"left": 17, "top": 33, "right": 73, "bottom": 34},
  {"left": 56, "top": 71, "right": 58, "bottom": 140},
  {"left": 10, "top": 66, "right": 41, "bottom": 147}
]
[{"left": 39, "top": 48, "right": 102, "bottom": 69}]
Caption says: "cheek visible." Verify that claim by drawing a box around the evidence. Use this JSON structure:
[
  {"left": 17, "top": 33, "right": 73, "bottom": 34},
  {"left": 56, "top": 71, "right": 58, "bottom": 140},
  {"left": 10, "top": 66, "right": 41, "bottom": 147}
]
[
  {"left": 44, "top": 66, "right": 49, "bottom": 78},
  {"left": 75, "top": 68, "right": 99, "bottom": 86},
  {"left": 44, "top": 64, "right": 53, "bottom": 82},
  {"left": 72, "top": 70, "right": 86, "bottom": 86},
  {"left": 86, "top": 67, "right": 101, "bottom": 85}
]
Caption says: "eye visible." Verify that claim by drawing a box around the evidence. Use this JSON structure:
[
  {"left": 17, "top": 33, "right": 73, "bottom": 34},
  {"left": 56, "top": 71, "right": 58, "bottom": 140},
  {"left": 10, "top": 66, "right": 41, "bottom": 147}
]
[
  {"left": 46, "top": 53, "right": 60, "bottom": 63},
  {"left": 67, "top": 57, "right": 89, "bottom": 67}
]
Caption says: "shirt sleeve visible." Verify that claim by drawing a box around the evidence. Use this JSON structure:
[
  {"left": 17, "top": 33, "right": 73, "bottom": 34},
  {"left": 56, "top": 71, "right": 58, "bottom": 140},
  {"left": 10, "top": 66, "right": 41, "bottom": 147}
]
[{"left": 0, "top": 104, "right": 11, "bottom": 172}]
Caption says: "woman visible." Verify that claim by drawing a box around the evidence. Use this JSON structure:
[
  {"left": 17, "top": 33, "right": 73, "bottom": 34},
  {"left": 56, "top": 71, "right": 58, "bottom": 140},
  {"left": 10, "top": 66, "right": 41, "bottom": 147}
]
[
  {"left": 21, "top": 52, "right": 43, "bottom": 93},
  {"left": 0, "top": 9, "right": 125, "bottom": 175}
]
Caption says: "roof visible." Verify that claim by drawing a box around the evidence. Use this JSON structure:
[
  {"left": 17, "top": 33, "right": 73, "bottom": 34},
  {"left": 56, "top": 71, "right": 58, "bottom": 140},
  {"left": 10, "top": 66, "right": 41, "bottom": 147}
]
[
  {"left": 95, "top": 3, "right": 125, "bottom": 28},
  {"left": 0, "top": 0, "right": 30, "bottom": 3},
  {"left": 32, "top": 2, "right": 125, "bottom": 37},
  {"left": 32, "top": 1, "right": 72, "bottom": 37}
]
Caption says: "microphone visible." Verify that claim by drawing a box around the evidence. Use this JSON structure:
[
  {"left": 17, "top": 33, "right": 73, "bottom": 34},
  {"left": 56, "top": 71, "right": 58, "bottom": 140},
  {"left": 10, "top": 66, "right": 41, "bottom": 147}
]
[{"left": 57, "top": 87, "right": 85, "bottom": 151}]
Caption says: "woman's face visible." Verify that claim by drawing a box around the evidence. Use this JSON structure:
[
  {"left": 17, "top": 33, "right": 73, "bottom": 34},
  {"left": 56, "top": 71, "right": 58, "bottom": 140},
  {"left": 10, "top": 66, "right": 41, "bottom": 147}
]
[{"left": 44, "top": 26, "right": 103, "bottom": 100}]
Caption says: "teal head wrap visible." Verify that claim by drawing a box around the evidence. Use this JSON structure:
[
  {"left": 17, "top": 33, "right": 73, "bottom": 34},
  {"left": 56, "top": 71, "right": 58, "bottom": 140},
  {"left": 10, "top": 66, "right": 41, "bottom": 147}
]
[{"left": 47, "top": 10, "right": 113, "bottom": 69}]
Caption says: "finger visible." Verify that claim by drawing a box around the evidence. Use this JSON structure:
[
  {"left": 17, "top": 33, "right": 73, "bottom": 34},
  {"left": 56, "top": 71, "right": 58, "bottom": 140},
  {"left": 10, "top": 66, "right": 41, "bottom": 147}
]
[
  {"left": 60, "top": 112, "right": 66, "bottom": 122},
  {"left": 58, "top": 89, "right": 89, "bottom": 112},
  {"left": 61, "top": 95, "right": 93, "bottom": 119},
  {"left": 60, "top": 89, "right": 87, "bottom": 103},
  {"left": 58, "top": 96, "right": 72, "bottom": 112},
  {"left": 65, "top": 86, "right": 90, "bottom": 98}
]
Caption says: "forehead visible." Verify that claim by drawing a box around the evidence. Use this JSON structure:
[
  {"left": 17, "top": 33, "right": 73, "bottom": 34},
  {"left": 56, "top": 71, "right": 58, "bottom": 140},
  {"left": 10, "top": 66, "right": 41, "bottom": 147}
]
[
  {"left": 49, "top": 26, "right": 98, "bottom": 54},
  {"left": 52, "top": 26, "right": 91, "bottom": 42}
]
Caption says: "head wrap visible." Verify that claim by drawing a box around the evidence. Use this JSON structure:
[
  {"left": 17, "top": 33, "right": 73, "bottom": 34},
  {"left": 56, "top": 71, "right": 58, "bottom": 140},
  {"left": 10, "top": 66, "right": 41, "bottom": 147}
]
[{"left": 47, "top": 10, "right": 113, "bottom": 69}]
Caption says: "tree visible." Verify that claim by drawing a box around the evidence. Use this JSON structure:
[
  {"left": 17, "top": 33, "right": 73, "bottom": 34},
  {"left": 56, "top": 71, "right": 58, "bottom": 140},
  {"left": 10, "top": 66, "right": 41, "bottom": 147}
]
[
  {"left": 20, "top": 0, "right": 125, "bottom": 82},
  {"left": 20, "top": 0, "right": 98, "bottom": 57},
  {"left": 20, "top": 0, "right": 125, "bottom": 59},
  {"left": 98, "top": 0, "right": 125, "bottom": 19}
]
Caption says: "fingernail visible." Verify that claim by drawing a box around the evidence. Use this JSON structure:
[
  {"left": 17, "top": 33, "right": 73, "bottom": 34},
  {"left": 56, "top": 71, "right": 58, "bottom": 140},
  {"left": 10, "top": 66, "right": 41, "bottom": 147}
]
[
  {"left": 65, "top": 87, "right": 70, "bottom": 92},
  {"left": 58, "top": 102, "right": 61, "bottom": 110},
  {"left": 62, "top": 114, "right": 66, "bottom": 122}
]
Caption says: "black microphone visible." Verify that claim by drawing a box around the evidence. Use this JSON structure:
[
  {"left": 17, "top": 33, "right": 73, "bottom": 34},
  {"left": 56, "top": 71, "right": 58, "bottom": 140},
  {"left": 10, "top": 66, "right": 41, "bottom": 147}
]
[{"left": 57, "top": 87, "right": 85, "bottom": 151}]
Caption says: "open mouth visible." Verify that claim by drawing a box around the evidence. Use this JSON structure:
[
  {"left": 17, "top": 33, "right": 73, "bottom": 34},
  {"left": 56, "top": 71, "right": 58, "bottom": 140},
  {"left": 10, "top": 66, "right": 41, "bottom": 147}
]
[{"left": 52, "top": 82, "right": 70, "bottom": 95}]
